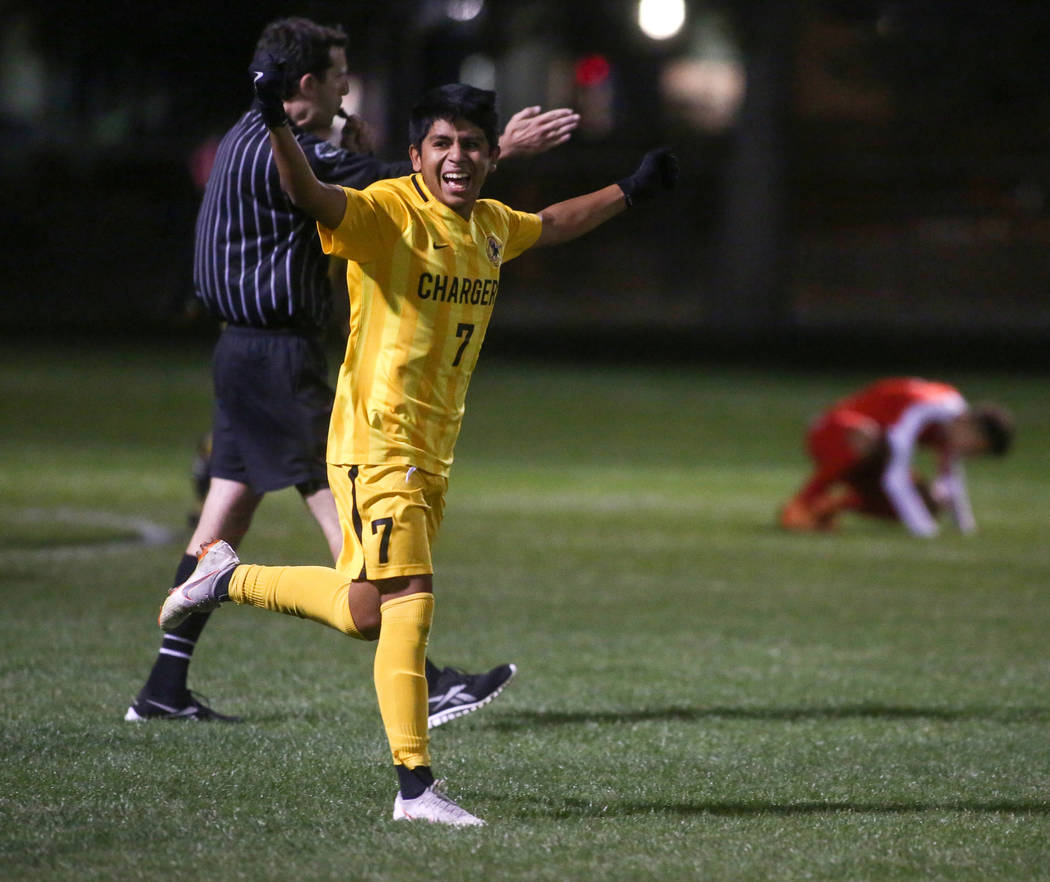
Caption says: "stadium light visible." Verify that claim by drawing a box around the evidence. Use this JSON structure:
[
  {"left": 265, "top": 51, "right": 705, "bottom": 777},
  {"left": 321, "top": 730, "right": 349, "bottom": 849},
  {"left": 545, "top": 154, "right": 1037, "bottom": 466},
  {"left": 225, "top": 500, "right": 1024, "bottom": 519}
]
[
  {"left": 637, "top": 0, "right": 686, "bottom": 40},
  {"left": 446, "top": 0, "right": 484, "bottom": 22}
]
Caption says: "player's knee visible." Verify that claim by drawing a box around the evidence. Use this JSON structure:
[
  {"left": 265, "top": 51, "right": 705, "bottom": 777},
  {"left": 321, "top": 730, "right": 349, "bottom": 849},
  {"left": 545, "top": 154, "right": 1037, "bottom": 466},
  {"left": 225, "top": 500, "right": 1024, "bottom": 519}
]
[
  {"left": 346, "top": 582, "right": 383, "bottom": 639},
  {"left": 354, "top": 613, "right": 381, "bottom": 640}
]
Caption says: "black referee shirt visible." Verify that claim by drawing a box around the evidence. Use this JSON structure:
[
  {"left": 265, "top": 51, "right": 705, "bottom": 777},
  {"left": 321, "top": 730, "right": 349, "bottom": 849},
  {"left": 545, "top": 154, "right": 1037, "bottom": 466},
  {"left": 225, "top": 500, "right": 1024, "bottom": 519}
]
[{"left": 193, "top": 107, "right": 409, "bottom": 332}]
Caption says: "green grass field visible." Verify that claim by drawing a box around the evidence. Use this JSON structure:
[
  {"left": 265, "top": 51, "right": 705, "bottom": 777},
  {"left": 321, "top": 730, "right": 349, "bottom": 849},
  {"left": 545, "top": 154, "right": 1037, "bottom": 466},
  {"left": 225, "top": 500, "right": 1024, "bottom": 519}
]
[{"left": 2, "top": 340, "right": 1048, "bottom": 881}]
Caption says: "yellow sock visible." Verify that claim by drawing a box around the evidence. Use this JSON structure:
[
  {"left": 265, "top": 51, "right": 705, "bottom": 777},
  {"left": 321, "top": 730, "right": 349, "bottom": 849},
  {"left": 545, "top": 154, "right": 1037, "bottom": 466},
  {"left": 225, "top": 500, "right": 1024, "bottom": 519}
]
[
  {"left": 229, "top": 564, "right": 363, "bottom": 639},
  {"left": 374, "top": 593, "right": 433, "bottom": 769}
]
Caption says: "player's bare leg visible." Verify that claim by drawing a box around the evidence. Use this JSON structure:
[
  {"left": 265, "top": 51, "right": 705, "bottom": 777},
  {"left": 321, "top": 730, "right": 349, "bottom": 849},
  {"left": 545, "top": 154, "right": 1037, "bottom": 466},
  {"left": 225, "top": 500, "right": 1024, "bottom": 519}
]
[
  {"left": 301, "top": 484, "right": 342, "bottom": 561},
  {"left": 188, "top": 477, "right": 263, "bottom": 553},
  {"left": 125, "top": 478, "right": 262, "bottom": 722}
]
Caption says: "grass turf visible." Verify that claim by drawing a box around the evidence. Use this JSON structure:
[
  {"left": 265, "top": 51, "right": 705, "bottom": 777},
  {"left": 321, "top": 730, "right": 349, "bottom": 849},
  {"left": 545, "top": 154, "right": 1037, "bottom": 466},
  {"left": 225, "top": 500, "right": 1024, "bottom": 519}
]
[{"left": 1, "top": 341, "right": 1048, "bottom": 881}]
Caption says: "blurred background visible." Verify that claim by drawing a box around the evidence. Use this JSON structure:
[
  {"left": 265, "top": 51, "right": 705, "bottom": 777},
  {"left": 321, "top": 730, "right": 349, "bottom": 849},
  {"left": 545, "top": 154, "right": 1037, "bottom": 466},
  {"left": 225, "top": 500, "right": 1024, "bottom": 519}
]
[{"left": 3, "top": 0, "right": 1050, "bottom": 366}]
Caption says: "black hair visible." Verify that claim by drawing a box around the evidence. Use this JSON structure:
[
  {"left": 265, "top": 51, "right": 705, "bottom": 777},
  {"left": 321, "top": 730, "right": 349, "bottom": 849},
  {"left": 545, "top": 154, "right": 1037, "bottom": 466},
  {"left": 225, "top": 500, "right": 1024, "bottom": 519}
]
[
  {"left": 973, "top": 403, "right": 1014, "bottom": 456},
  {"left": 408, "top": 84, "right": 499, "bottom": 152},
  {"left": 252, "top": 17, "right": 347, "bottom": 100}
]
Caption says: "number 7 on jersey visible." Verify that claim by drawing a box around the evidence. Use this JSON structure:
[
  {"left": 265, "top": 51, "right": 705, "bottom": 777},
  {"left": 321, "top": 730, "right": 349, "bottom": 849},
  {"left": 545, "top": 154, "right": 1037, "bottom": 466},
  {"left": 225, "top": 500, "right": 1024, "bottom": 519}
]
[{"left": 452, "top": 322, "right": 474, "bottom": 366}]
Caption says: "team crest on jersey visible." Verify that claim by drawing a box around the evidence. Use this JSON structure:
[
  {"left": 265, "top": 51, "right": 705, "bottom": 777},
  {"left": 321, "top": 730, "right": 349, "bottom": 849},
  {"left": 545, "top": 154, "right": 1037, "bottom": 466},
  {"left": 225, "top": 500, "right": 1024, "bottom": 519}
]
[{"left": 485, "top": 236, "right": 503, "bottom": 267}]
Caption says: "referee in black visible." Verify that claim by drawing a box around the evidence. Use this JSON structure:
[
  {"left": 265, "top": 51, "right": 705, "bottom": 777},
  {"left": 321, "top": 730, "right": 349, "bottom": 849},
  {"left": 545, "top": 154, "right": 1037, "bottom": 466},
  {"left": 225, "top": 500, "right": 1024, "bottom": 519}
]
[{"left": 126, "top": 15, "right": 578, "bottom": 723}]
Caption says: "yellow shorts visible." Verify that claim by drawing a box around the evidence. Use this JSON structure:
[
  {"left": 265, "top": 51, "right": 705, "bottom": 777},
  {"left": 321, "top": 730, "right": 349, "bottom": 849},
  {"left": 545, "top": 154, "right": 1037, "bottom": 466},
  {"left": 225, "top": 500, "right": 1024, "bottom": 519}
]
[{"left": 327, "top": 462, "right": 447, "bottom": 581}]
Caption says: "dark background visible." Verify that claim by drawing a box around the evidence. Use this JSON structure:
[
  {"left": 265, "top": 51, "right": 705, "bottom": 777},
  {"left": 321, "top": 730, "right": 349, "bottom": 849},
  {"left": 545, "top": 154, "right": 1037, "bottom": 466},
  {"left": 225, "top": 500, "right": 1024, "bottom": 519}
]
[{"left": 4, "top": 0, "right": 1050, "bottom": 367}]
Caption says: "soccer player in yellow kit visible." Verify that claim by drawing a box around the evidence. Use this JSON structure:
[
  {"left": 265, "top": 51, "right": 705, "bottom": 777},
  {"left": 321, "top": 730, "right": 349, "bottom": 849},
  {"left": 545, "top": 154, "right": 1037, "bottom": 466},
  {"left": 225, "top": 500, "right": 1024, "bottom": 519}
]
[{"left": 160, "top": 68, "right": 677, "bottom": 825}]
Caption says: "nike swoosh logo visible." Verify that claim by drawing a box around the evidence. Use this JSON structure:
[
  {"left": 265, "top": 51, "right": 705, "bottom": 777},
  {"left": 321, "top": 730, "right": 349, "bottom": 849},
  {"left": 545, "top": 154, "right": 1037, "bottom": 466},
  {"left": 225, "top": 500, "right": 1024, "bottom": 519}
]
[
  {"left": 433, "top": 243, "right": 450, "bottom": 249},
  {"left": 183, "top": 567, "right": 225, "bottom": 597}
]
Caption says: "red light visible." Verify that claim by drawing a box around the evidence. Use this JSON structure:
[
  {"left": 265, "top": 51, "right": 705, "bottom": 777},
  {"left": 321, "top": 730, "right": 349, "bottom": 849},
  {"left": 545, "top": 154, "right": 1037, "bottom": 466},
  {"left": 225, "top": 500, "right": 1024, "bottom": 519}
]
[{"left": 574, "top": 54, "right": 611, "bottom": 88}]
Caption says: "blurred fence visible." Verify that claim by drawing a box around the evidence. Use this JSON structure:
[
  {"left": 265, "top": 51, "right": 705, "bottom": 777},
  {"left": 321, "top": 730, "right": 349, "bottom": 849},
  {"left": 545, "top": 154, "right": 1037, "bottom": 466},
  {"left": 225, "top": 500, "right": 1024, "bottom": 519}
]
[{"left": 4, "top": 0, "right": 1050, "bottom": 369}]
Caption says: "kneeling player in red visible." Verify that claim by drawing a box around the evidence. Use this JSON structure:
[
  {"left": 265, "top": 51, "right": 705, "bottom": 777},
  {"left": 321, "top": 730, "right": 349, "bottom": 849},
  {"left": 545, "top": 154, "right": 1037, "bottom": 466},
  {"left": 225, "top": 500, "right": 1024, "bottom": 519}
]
[{"left": 778, "top": 377, "right": 1013, "bottom": 537}]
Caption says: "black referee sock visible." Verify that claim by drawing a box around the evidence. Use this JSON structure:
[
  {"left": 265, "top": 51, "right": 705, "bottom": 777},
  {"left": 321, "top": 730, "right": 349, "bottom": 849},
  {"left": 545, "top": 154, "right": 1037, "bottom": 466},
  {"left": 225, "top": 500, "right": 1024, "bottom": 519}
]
[
  {"left": 140, "top": 554, "right": 211, "bottom": 704},
  {"left": 424, "top": 657, "right": 441, "bottom": 690},
  {"left": 396, "top": 765, "right": 435, "bottom": 800}
]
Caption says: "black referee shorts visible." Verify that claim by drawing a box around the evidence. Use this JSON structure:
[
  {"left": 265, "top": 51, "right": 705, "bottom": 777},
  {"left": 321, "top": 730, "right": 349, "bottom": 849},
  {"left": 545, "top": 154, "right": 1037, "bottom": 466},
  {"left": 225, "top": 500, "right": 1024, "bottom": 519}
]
[{"left": 209, "top": 325, "right": 333, "bottom": 494}]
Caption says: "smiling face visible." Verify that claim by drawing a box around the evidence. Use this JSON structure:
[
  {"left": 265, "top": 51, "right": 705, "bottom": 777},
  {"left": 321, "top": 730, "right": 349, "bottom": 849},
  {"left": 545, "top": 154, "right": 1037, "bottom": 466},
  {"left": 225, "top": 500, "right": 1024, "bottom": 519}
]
[{"left": 409, "top": 117, "right": 500, "bottom": 220}]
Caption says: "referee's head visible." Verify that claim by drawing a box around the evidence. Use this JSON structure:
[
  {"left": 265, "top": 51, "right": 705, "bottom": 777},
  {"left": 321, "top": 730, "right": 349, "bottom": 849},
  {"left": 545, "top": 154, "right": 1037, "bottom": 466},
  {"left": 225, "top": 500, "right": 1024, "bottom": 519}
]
[
  {"left": 252, "top": 17, "right": 348, "bottom": 102},
  {"left": 972, "top": 403, "right": 1014, "bottom": 457}
]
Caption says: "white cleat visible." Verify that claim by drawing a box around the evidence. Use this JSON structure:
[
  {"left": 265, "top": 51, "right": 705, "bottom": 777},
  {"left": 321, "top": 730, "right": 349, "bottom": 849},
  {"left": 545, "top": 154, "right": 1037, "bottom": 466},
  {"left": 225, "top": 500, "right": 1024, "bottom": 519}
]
[
  {"left": 158, "top": 539, "right": 239, "bottom": 631},
  {"left": 392, "top": 781, "right": 485, "bottom": 827}
]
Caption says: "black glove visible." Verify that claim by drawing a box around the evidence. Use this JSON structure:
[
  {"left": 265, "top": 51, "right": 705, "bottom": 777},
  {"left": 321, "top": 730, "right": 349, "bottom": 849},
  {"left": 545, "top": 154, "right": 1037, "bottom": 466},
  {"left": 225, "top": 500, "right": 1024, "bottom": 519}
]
[
  {"left": 617, "top": 148, "right": 679, "bottom": 208},
  {"left": 250, "top": 52, "right": 288, "bottom": 128}
]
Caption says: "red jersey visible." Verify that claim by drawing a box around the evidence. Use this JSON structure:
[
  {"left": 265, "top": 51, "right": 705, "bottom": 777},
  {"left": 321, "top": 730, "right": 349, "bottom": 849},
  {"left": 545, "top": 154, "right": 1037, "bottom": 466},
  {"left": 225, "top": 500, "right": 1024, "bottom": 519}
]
[{"left": 832, "top": 378, "right": 963, "bottom": 451}]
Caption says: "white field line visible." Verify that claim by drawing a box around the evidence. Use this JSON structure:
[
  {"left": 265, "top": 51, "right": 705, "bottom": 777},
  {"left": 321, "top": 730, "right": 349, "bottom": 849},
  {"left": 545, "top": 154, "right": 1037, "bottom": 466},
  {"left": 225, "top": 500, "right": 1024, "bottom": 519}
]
[{"left": 1, "top": 508, "right": 175, "bottom": 562}]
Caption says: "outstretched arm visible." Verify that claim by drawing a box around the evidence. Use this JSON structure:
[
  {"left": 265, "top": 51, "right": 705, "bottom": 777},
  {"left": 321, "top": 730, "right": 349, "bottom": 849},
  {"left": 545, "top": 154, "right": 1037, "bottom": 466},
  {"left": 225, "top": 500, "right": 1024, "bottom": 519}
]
[
  {"left": 931, "top": 459, "right": 977, "bottom": 534},
  {"left": 882, "top": 449, "right": 939, "bottom": 537},
  {"left": 881, "top": 401, "right": 959, "bottom": 537},
  {"left": 498, "top": 106, "right": 580, "bottom": 160},
  {"left": 534, "top": 148, "right": 678, "bottom": 248},
  {"left": 535, "top": 185, "right": 627, "bottom": 248},
  {"left": 253, "top": 55, "right": 347, "bottom": 230}
]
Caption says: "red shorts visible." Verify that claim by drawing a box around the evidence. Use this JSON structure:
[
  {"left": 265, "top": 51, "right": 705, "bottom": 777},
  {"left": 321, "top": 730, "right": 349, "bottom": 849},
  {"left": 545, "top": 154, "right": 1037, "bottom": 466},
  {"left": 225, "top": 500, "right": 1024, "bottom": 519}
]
[
  {"left": 804, "top": 409, "right": 929, "bottom": 520},
  {"left": 805, "top": 408, "right": 879, "bottom": 480}
]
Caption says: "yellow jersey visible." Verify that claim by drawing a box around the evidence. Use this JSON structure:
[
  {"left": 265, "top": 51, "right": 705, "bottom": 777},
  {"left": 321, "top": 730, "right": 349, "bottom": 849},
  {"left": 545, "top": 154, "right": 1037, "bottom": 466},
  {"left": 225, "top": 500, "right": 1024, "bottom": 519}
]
[{"left": 319, "top": 174, "right": 542, "bottom": 476}]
